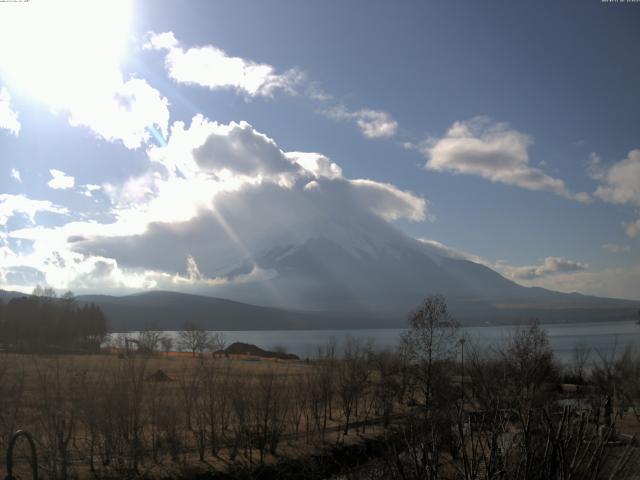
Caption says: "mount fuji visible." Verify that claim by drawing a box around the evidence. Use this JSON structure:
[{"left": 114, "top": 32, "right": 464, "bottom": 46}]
[
  {"left": 190, "top": 210, "right": 636, "bottom": 326},
  {"left": 70, "top": 178, "right": 638, "bottom": 328}
]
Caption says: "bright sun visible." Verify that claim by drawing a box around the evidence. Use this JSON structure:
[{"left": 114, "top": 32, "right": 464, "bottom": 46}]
[{"left": 0, "top": 0, "right": 132, "bottom": 108}]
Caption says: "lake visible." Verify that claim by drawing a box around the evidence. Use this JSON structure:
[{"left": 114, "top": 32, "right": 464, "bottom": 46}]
[{"left": 207, "top": 320, "right": 640, "bottom": 364}]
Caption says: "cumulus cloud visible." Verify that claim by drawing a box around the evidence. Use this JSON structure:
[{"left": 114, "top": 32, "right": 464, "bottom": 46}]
[
  {"left": 193, "top": 121, "right": 298, "bottom": 177},
  {"left": 423, "top": 117, "right": 589, "bottom": 202},
  {"left": 588, "top": 150, "right": 640, "bottom": 238},
  {"left": 144, "top": 31, "right": 303, "bottom": 97},
  {"left": 594, "top": 149, "right": 640, "bottom": 207},
  {"left": 10, "top": 168, "right": 21, "bottom": 183},
  {"left": 68, "top": 177, "right": 426, "bottom": 279},
  {"left": 322, "top": 105, "right": 398, "bottom": 139},
  {"left": 505, "top": 256, "right": 588, "bottom": 280},
  {"left": 287, "top": 152, "right": 343, "bottom": 179},
  {"left": 0, "top": 87, "right": 20, "bottom": 135},
  {"left": 4, "top": 115, "right": 427, "bottom": 292},
  {"left": 0, "top": 194, "right": 68, "bottom": 226},
  {"left": 47, "top": 169, "right": 75, "bottom": 190}
]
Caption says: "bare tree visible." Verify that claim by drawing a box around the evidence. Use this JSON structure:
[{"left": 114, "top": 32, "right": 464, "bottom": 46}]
[
  {"left": 371, "top": 349, "right": 402, "bottom": 427},
  {"left": 501, "top": 322, "right": 557, "bottom": 409},
  {"left": 210, "top": 331, "right": 226, "bottom": 352},
  {"left": 287, "top": 373, "right": 308, "bottom": 440},
  {"left": 201, "top": 360, "right": 231, "bottom": 456},
  {"left": 177, "top": 361, "right": 207, "bottom": 461},
  {"left": 571, "top": 341, "right": 591, "bottom": 382},
  {"left": 178, "top": 322, "right": 224, "bottom": 357},
  {"left": 137, "top": 322, "right": 163, "bottom": 355},
  {"left": 160, "top": 335, "right": 174, "bottom": 356},
  {"left": 401, "top": 294, "right": 458, "bottom": 408},
  {"left": 253, "top": 369, "right": 288, "bottom": 463},
  {"left": 337, "top": 336, "right": 371, "bottom": 435},
  {"left": 315, "top": 339, "right": 337, "bottom": 439}
]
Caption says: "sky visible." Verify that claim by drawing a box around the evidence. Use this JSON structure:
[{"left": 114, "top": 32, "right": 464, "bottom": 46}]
[{"left": 0, "top": 0, "right": 639, "bottom": 300}]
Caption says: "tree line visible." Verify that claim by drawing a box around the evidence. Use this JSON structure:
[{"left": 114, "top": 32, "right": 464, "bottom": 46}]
[{"left": 0, "top": 287, "right": 108, "bottom": 353}]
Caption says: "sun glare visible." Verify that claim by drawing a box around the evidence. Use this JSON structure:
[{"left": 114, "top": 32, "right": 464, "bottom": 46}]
[{"left": 0, "top": 0, "right": 132, "bottom": 107}]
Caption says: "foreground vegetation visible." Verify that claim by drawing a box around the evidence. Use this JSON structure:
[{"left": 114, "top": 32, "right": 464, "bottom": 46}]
[{"left": 0, "top": 295, "right": 638, "bottom": 479}]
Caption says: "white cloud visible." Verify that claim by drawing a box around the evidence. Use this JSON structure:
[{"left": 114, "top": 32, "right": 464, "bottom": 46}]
[
  {"left": 47, "top": 169, "right": 75, "bottom": 190},
  {"left": 144, "top": 31, "right": 303, "bottom": 97},
  {"left": 423, "top": 117, "right": 589, "bottom": 202},
  {"left": 602, "top": 243, "right": 630, "bottom": 253},
  {"left": 503, "top": 256, "right": 588, "bottom": 280},
  {"left": 172, "top": 254, "right": 276, "bottom": 287},
  {"left": 0, "top": 87, "right": 20, "bottom": 135},
  {"left": 623, "top": 218, "right": 640, "bottom": 238},
  {"left": 519, "top": 264, "right": 640, "bottom": 301},
  {"left": 0, "top": 2, "right": 168, "bottom": 150},
  {"left": 144, "top": 31, "right": 178, "bottom": 50},
  {"left": 66, "top": 177, "right": 427, "bottom": 279},
  {"left": 587, "top": 152, "right": 604, "bottom": 180},
  {"left": 589, "top": 150, "right": 640, "bottom": 238},
  {"left": 322, "top": 105, "right": 398, "bottom": 139},
  {"left": 64, "top": 76, "right": 170, "bottom": 149},
  {"left": 0, "top": 194, "right": 68, "bottom": 226},
  {"left": 144, "top": 32, "right": 401, "bottom": 142},
  {"left": 82, "top": 184, "right": 101, "bottom": 197},
  {"left": 192, "top": 121, "right": 298, "bottom": 177},
  {"left": 10, "top": 168, "right": 21, "bottom": 183},
  {"left": 416, "top": 237, "right": 488, "bottom": 265},
  {"left": 417, "top": 237, "right": 639, "bottom": 301},
  {"left": 4, "top": 115, "right": 428, "bottom": 291},
  {"left": 349, "top": 179, "right": 427, "bottom": 222},
  {"left": 287, "top": 152, "right": 343, "bottom": 179},
  {"left": 594, "top": 149, "right": 640, "bottom": 207}
]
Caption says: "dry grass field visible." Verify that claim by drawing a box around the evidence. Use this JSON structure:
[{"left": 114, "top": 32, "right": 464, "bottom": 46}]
[
  {"left": 0, "top": 349, "right": 402, "bottom": 479},
  {"left": 0, "top": 321, "right": 638, "bottom": 479}
]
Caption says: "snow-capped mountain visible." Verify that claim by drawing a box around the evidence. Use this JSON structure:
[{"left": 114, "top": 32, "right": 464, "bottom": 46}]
[
  {"left": 73, "top": 178, "right": 637, "bottom": 325},
  {"left": 206, "top": 212, "right": 637, "bottom": 324}
]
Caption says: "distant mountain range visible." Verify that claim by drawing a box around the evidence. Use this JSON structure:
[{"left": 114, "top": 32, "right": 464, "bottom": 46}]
[
  {"left": 0, "top": 283, "right": 637, "bottom": 332},
  {"left": 73, "top": 291, "right": 363, "bottom": 331},
  {"left": 0, "top": 289, "right": 375, "bottom": 331}
]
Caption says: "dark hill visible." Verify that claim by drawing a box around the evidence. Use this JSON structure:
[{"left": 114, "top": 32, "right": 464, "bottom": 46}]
[
  {"left": 223, "top": 342, "right": 299, "bottom": 360},
  {"left": 74, "top": 290, "right": 375, "bottom": 331}
]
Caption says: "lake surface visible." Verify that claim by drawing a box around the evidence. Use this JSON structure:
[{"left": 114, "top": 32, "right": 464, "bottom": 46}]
[{"left": 206, "top": 320, "right": 640, "bottom": 363}]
